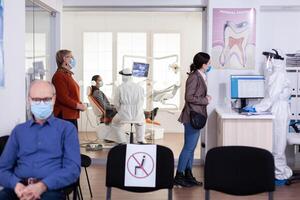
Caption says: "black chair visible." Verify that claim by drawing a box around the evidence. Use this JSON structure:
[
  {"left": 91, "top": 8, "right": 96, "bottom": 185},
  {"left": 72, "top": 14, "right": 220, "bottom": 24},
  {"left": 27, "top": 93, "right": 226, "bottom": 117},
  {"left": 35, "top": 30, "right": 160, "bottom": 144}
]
[
  {"left": 80, "top": 154, "right": 93, "bottom": 198},
  {"left": 204, "top": 146, "right": 275, "bottom": 200},
  {"left": 0, "top": 135, "right": 9, "bottom": 155},
  {"left": 106, "top": 144, "right": 174, "bottom": 200},
  {"left": 64, "top": 179, "right": 81, "bottom": 200}
]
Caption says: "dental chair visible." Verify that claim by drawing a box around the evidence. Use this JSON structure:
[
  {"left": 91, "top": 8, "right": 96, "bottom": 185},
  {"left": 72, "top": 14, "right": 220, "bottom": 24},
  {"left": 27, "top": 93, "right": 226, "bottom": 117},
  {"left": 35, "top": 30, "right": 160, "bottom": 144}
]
[
  {"left": 87, "top": 86, "right": 163, "bottom": 143},
  {"left": 87, "top": 87, "right": 117, "bottom": 142}
]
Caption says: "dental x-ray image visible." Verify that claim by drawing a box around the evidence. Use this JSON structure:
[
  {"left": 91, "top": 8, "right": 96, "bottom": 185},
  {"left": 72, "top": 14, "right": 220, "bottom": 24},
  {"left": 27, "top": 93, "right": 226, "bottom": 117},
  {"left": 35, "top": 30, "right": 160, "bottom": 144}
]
[
  {"left": 132, "top": 62, "right": 149, "bottom": 78},
  {"left": 212, "top": 8, "right": 256, "bottom": 69}
]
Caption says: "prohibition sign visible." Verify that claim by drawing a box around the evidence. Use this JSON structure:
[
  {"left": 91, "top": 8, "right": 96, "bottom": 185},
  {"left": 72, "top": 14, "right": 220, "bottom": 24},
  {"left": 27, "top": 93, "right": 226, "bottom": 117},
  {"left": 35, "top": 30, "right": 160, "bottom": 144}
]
[{"left": 126, "top": 152, "right": 155, "bottom": 179}]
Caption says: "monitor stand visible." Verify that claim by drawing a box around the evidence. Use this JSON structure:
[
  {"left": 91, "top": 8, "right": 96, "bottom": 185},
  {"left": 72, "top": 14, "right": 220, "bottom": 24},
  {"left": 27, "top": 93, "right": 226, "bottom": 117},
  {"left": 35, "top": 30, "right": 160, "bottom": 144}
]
[{"left": 238, "top": 98, "right": 247, "bottom": 113}]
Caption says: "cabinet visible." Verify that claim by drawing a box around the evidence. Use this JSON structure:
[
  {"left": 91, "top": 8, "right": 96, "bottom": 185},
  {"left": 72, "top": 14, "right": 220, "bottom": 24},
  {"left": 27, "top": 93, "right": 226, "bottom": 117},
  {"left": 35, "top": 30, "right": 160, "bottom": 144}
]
[
  {"left": 286, "top": 67, "right": 300, "bottom": 119},
  {"left": 216, "top": 107, "right": 274, "bottom": 152}
]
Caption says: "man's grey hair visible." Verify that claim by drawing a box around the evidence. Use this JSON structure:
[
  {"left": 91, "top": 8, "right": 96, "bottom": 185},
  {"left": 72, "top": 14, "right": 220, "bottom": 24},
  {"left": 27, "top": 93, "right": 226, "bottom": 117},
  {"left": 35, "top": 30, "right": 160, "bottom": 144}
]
[{"left": 28, "top": 80, "right": 56, "bottom": 96}]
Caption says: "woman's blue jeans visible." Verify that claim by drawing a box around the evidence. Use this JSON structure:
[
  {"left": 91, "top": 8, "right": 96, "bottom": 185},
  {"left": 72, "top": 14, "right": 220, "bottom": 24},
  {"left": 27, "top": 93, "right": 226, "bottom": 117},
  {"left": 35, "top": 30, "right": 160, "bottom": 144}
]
[{"left": 177, "top": 123, "right": 201, "bottom": 172}]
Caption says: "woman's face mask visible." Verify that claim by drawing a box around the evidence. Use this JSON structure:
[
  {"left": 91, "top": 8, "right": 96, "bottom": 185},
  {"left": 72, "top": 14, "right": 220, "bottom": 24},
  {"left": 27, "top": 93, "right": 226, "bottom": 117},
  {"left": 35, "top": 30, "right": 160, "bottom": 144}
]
[
  {"left": 97, "top": 80, "right": 103, "bottom": 87},
  {"left": 203, "top": 62, "right": 212, "bottom": 73},
  {"left": 69, "top": 58, "right": 76, "bottom": 69},
  {"left": 206, "top": 65, "right": 212, "bottom": 73},
  {"left": 64, "top": 54, "right": 76, "bottom": 69}
]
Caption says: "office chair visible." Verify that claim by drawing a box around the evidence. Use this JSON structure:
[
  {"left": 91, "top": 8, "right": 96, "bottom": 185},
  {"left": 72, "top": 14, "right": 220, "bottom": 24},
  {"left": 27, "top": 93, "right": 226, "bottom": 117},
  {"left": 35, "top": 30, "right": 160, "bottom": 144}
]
[
  {"left": 106, "top": 144, "right": 174, "bottom": 200},
  {"left": 204, "top": 146, "right": 275, "bottom": 200},
  {"left": 286, "top": 132, "right": 300, "bottom": 185}
]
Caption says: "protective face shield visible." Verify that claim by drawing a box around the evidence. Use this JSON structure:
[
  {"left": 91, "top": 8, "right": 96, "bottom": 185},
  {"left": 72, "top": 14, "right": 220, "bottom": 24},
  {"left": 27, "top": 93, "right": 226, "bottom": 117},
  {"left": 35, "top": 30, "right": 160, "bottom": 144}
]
[
  {"left": 119, "top": 68, "right": 132, "bottom": 82},
  {"left": 122, "top": 75, "right": 131, "bottom": 82},
  {"left": 69, "top": 58, "right": 76, "bottom": 69},
  {"left": 271, "top": 58, "right": 285, "bottom": 72},
  {"left": 31, "top": 100, "right": 53, "bottom": 120},
  {"left": 265, "top": 56, "right": 273, "bottom": 73},
  {"left": 119, "top": 68, "right": 132, "bottom": 76}
]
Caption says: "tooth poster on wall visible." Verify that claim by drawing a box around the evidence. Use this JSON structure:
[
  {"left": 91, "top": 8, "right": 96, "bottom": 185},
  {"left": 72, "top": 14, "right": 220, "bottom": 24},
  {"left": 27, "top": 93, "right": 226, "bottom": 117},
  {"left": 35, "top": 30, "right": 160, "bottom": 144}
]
[
  {"left": 0, "top": 0, "right": 3, "bottom": 87},
  {"left": 212, "top": 8, "right": 256, "bottom": 69}
]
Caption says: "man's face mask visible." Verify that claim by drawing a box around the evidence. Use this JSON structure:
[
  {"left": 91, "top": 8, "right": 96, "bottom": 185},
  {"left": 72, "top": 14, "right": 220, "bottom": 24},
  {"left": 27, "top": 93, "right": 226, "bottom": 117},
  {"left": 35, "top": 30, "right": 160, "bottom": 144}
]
[{"left": 31, "top": 100, "right": 53, "bottom": 120}]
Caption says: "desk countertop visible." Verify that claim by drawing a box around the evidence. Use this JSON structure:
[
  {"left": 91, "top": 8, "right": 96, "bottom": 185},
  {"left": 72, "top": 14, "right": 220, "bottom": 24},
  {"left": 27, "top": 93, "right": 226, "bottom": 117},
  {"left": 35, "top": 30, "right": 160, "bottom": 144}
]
[{"left": 215, "top": 106, "right": 275, "bottom": 120}]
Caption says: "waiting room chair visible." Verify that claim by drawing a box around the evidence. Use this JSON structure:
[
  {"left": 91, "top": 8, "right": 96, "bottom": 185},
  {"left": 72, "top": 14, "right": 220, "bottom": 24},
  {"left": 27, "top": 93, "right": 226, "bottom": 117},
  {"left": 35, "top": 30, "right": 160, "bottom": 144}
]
[
  {"left": 64, "top": 179, "right": 81, "bottom": 200},
  {"left": 286, "top": 133, "right": 300, "bottom": 185},
  {"left": 204, "top": 146, "right": 275, "bottom": 200},
  {"left": 0, "top": 135, "right": 9, "bottom": 155},
  {"left": 106, "top": 144, "right": 174, "bottom": 200},
  {"left": 80, "top": 154, "right": 93, "bottom": 198}
]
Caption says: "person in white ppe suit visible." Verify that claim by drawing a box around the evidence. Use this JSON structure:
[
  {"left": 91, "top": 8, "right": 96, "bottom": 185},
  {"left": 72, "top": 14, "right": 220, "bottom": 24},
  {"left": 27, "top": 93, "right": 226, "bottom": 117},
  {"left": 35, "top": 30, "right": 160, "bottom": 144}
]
[
  {"left": 248, "top": 53, "right": 293, "bottom": 181},
  {"left": 111, "top": 68, "right": 146, "bottom": 143}
]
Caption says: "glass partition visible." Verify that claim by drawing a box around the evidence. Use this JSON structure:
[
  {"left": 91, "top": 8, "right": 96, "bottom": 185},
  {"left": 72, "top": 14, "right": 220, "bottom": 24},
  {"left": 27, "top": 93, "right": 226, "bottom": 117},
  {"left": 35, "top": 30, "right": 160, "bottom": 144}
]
[
  {"left": 25, "top": 0, "right": 53, "bottom": 81},
  {"left": 25, "top": 0, "right": 56, "bottom": 119}
]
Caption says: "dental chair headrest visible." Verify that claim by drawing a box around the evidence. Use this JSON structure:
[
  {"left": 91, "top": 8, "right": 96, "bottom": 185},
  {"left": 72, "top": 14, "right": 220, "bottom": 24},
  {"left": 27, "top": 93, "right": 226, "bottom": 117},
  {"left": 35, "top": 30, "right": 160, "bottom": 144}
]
[{"left": 87, "top": 86, "right": 92, "bottom": 96}]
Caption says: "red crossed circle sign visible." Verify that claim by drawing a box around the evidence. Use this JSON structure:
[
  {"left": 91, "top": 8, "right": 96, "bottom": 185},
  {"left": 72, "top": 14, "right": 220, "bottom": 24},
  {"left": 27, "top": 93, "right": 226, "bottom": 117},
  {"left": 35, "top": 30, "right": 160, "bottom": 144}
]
[{"left": 126, "top": 152, "right": 154, "bottom": 179}]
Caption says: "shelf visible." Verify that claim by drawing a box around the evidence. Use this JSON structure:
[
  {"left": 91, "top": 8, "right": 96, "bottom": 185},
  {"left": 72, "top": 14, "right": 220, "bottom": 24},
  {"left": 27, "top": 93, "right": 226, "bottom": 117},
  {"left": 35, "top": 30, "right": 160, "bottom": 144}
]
[{"left": 286, "top": 67, "right": 300, "bottom": 71}]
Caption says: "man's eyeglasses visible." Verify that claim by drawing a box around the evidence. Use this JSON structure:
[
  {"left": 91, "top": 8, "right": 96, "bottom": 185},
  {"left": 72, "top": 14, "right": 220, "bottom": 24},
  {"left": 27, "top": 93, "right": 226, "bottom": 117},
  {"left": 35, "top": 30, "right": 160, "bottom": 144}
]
[{"left": 30, "top": 97, "right": 53, "bottom": 104}]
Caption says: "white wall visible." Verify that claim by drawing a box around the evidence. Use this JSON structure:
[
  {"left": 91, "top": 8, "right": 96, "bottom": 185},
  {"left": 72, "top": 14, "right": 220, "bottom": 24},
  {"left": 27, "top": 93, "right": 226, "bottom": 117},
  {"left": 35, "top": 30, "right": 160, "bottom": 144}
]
[
  {"left": 0, "top": 0, "right": 26, "bottom": 136},
  {"left": 39, "top": 0, "right": 63, "bottom": 12},
  {"left": 205, "top": 0, "right": 300, "bottom": 154},
  {"left": 62, "top": 11, "right": 203, "bottom": 133},
  {"left": 63, "top": 0, "right": 206, "bottom": 7},
  {"left": 36, "top": 0, "right": 63, "bottom": 76},
  {"left": 0, "top": 0, "right": 63, "bottom": 137}
]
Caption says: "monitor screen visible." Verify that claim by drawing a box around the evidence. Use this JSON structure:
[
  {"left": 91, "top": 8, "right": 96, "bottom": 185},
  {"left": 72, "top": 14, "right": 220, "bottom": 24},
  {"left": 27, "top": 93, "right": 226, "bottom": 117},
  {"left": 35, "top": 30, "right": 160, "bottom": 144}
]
[
  {"left": 231, "top": 75, "right": 265, "bottom": 99},
  {"left": 132, "top": 62, "right": 149, "bottom": 77}
]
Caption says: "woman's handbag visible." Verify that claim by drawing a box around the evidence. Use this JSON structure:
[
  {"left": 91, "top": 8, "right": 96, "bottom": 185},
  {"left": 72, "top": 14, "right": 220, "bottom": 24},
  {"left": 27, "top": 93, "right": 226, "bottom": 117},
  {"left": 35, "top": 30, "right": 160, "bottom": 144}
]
[{"left": 188, "top": 103, "right": 207, "bottom": 129}]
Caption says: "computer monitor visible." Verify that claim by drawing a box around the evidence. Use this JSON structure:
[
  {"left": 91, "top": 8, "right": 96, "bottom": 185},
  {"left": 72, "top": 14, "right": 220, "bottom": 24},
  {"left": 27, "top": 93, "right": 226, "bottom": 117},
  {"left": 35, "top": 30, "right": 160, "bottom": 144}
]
[
  {"left": 231, "top": 75, "right": 265, "bottom": 108},
  {"left": 132, "top": 62, "right": 149, "bottom": 77}
]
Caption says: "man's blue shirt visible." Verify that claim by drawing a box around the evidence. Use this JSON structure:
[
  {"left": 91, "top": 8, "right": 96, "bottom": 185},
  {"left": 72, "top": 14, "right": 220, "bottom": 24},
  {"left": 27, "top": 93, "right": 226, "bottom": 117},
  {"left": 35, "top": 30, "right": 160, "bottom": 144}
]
[{"left": 0, "top": 115, "right": 81, "bottom": 190}]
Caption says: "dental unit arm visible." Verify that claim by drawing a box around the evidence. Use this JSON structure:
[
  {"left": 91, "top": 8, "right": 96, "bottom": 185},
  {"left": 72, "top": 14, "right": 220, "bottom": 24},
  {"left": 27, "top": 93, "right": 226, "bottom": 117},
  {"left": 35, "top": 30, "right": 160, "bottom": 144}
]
[{"left": 122, "top": 54, "right": 181, "bottom": 107}]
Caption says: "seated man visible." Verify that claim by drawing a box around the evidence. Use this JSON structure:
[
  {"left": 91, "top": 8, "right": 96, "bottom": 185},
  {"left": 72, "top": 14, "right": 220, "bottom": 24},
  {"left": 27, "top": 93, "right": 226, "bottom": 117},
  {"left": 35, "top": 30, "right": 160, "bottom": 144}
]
[
  {"left": 0, "top": 80, "right": 81, "bottom": 200},
  {"left": 90, "top": 74, "right": 159, "bottom": 122}
]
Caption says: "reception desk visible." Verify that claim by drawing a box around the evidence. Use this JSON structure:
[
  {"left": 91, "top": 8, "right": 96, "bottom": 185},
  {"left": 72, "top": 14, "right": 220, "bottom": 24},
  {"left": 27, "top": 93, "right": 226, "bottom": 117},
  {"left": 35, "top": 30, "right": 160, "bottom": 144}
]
[{"left": 215, "top": 107, "right": 275, "bottom": 152}]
